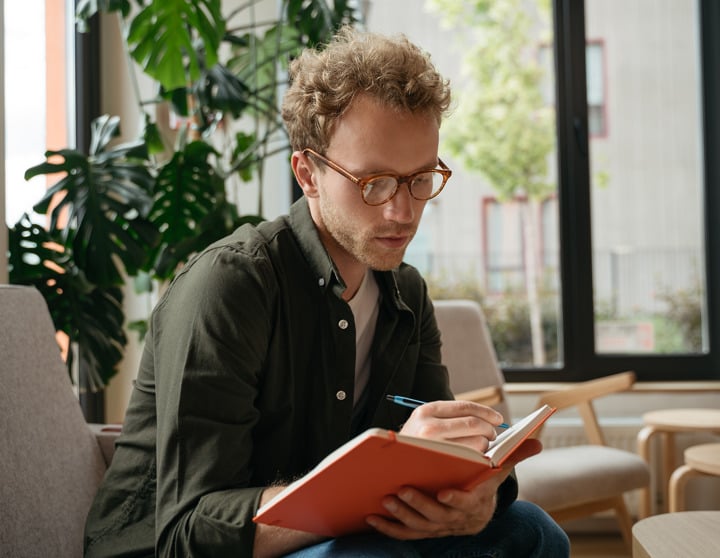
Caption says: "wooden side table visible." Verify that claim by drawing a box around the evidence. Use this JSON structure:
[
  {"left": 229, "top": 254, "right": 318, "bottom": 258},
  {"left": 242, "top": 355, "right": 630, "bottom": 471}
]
[
  {"left": 632, "top": 511, "right": 720, "bottom": 557},
  {"left": 636, "top": 408, "right": 720, "bottom": 517},
  {"left": 668, "top": 442, "right": 720, "bottom": 512}
]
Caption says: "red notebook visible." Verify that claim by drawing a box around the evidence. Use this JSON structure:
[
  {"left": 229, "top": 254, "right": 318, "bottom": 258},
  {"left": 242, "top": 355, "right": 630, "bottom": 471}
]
[{"left": 253, "top": 404, "right": 555, "bottom": 537}]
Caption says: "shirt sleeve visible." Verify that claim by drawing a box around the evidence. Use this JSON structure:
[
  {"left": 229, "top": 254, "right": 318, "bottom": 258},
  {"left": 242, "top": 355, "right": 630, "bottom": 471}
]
[{"left": 152, "top": 244, "right": 275, "bottom": 557}]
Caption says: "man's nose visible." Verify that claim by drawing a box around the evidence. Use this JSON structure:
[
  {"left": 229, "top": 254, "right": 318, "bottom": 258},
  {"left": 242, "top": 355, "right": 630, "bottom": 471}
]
[{"left": 383, "top": 181, "right": 415, "bottom": 223}]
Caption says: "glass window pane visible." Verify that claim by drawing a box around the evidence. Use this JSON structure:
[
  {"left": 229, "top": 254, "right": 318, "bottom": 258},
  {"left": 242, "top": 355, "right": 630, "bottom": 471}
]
[
  {"left": 3, "top": 0, "right": 74, "bottom": 225},
  {"left": 587, "top": 0, "right": 707, "bottom": 355},
  {"left": 367, "top": 0, "right": 561, "bottom": 368}
]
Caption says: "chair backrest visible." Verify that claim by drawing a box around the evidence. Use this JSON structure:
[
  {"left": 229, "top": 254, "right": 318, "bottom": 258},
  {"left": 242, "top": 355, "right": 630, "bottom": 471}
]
[
  {"left": 433, "top": 299, "right": 511, "bottom": 420},
  {"left": 538, "top": 370, "right": 636, "bottom": 445},
  {"left": 0, "top": 285, "right": 107, "bottom": 558}
]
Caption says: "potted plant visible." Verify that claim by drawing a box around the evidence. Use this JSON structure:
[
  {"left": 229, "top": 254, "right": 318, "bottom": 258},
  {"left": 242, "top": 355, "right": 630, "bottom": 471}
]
[{"left": 7, "top": 0, "right": 358, "bottom": 398}]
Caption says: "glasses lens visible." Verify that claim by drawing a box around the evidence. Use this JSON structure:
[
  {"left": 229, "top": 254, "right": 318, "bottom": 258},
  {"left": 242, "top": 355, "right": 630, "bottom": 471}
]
[
  {"left": 410, "top": 171, "right": 445, "bottom": 200},
  {"left": 363, "top": 176, "right": 398, "bottom": 205}
]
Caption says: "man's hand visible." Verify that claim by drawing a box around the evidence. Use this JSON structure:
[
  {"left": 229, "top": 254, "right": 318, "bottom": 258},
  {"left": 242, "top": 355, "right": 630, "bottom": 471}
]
[
  {"left": 399, "top": 399, "right": 506, "bottom": 452},
  {"left": 365, "top": 438, "right": 542, "bottom": 539},
  {"left": 367, "top": 400, "right": 542, "bottom": 539}
]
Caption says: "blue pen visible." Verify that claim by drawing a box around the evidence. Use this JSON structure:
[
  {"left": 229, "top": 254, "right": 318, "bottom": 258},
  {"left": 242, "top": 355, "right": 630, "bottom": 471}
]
[{"left": 385, "top": 394, "right": 510, "bottom": 428}]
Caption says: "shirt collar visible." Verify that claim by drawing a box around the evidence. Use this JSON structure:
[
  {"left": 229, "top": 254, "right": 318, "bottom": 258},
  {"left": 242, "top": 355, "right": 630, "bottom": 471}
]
[{"left": 289, "top": 197, "right": 342, "bottom": 294}]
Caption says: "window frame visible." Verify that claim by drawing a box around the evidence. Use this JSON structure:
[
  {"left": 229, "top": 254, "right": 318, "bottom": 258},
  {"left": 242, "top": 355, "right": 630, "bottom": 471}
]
[{"left": 503, "top": 0, "right": 720, "bottom": 382}]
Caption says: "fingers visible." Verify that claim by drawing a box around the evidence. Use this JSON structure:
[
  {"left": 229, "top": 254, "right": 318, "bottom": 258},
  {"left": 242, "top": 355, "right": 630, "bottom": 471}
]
[
  {"left": 366, "top": 484, "right": 497, "bottom": 540},
  {"left": 400, "top": 400, "right": 506, "bottom": 452},
  {"left": 415, "top": 400, "right": 505, "bottom": 425}
]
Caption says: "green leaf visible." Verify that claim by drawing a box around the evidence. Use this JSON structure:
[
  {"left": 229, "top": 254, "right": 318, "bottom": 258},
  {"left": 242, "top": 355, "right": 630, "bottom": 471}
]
[
  {"left": 24, "top": 115, "right": 159, "bottom": 287},
  {"left": 143, "top": 117, "right": 166, "bottom": 155},
  {"left": 232, "top": 131, "right": 258, "bottom": 183},
  {"left": 226, "top": 24, "right": 301, "bottom": 119},
  {"left": 128, "top": 319, "right": 149, "bottom": 342},
  {"left": 8, "top": 216, "right": 126, "bottom": 389},
  {"left": 148, "top": 141, "right": 226, "bottom": 279},
  {"left": 125, "top": 0, "right": 225, "bottom": 91},
  {"left": 75, "top": 286, "right": 127, "bottom": 391},
  {"left": 285, "top": 0, "right": 357, "bottom": 46},
  {"left": 198, "top": 64, "right": 250, "bottom": 118}
]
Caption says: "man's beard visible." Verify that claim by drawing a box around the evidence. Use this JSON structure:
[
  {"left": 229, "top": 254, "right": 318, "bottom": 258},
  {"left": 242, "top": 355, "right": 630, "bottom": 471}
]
[{"left": 318, "top": 195, "right": 415, "bottom": 271}]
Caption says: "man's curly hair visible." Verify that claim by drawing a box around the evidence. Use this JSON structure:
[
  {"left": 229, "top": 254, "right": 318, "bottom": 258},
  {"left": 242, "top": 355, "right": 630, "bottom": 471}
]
[{"left": 282, "top": 26, "right": 451, "bottom": 153}]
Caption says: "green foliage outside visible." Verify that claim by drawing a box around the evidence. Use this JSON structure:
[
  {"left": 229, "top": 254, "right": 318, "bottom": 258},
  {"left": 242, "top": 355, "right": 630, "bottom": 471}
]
[
  {"left": 430, "top": 273, "right": 703, "bottom": 365},
  {"left": 428, "top": 275, "right": 559, "bottom": 367},
  {"left": 428, "top": 0, "right": 555, "bottom": 365}
]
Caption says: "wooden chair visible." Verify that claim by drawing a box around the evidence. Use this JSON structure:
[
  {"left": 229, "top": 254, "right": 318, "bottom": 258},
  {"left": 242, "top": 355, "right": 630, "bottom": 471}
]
[
  {"left": 433, "top": 299, "right": 650, "bottom": 547},
  {"left": 668, "top": 442, "right": 720, "bottom": 512}
]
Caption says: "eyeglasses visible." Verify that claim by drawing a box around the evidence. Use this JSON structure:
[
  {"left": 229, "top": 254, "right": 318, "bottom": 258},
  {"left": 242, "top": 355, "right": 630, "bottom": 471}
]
[{"left": 302, "top": 148, "right": 452, "bottom": 206}]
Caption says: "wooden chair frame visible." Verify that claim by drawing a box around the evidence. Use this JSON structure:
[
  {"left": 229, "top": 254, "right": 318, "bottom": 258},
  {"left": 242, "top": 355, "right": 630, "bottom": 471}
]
[{"left": 457, "top": 372, "right": 641, "bottom": 547}]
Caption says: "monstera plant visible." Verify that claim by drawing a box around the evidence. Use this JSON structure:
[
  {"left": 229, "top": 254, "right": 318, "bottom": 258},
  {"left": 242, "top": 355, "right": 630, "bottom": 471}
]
[{"left": 8, "top": 0, "right": 358, "bottom": 394}]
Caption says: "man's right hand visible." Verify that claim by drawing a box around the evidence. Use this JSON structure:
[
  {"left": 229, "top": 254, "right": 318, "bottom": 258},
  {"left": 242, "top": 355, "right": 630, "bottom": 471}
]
[{"left": 398, "top": 399, "right": 505, "bottom": 453}]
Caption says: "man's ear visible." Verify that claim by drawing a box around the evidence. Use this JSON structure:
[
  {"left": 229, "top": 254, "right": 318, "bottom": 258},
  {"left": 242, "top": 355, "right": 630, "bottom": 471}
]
[{"left": 291, "top": 151, "right": 319, "bottom": 198}]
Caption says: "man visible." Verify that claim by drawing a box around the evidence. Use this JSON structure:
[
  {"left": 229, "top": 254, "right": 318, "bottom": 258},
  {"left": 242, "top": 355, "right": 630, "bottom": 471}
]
[{"left": 84, "top": 27, "right": 569, "bottom": 558}]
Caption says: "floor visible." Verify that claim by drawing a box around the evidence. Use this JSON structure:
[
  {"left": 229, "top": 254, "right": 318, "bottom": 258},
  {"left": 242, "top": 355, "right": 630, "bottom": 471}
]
[{"left": 568, "top": 532, "right": 630, "bottom": 558}]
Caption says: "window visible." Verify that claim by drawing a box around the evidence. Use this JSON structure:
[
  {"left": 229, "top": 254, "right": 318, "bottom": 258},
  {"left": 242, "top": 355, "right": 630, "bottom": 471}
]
[
  {"left": 540, "top": 41, "right": 606, "bottom": 137},
  {"left": 585, "top": 41, "right": 606, "bottom": 137},
  {"left": 2, "top": 0, "right": 102, "bottom": 414},
  {"left": 482, "top": 196, "right": 559, "bottom": 296},
  {"left": 550, "top": 0, "right": 720, "bottom": 381},
  {"left": 368, "top": 0, "right": 719, "bottom": 381},
  {"left": 484, "top": 198, "right": 524, "bottom": 294},
  {"left": 3, "top": 0, "right": 75, "bottom": 225}
]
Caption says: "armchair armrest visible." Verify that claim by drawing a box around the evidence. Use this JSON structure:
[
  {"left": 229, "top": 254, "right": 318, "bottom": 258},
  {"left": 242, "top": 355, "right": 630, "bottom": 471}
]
[{"left": 537, "top": 371, "right": 636, "bottom": 445}]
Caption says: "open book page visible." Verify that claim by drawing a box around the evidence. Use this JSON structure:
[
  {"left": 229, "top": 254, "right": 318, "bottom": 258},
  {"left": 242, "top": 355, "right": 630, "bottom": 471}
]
[{"left": 485, "top": 404, "right": 555, "bottom": 465}]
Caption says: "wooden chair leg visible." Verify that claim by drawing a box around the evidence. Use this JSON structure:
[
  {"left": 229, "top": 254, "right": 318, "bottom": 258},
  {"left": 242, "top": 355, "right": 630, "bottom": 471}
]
[
  {"left": 612, "top": 495, "right": 634, "bottom": 550},
  {"left": 668, "top": 464, "right": 700, "bottom": 512},
  {"left": 636, "top": 425, "right": 655, "bottom": 518}
]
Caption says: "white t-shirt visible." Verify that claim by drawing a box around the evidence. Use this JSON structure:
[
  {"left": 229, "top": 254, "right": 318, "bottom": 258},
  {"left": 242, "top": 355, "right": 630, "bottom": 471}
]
[{"left": 347, "top": 269, "right": 380, "bottom": 406}]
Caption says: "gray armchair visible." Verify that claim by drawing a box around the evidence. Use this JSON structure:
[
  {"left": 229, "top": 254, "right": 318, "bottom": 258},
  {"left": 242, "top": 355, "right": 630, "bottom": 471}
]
[
  {"left": 0, "top": 285, "right": 119, "bottom": 558},
  {"left": 433, "top": 299, "right": 650, "bottom": 548}
]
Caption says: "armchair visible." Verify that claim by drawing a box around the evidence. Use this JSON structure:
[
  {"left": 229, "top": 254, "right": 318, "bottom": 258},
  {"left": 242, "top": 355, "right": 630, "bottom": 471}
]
[
  {"left": 433, "top": 299, "right": 650, "bottom": 547},
  {"left": 0, "top": 285, "right": 120, "bottom": 558}
]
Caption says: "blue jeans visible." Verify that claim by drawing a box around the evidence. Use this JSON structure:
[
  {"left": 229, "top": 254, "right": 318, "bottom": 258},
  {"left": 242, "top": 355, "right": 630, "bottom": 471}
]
[{"left": 283, "top": 500, "right": 570, "bottom": 557}]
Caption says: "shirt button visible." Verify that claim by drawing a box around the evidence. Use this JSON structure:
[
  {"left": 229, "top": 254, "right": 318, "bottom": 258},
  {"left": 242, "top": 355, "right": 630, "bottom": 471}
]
[
  {"left": 338, "top": 319, "right": 349, "bottom": 330},
  {"left": 336, "top": 390, "right": 347, "bottom": 401},
  {"left": 318, "top": 277, "right": 325, "bottom": 287}
]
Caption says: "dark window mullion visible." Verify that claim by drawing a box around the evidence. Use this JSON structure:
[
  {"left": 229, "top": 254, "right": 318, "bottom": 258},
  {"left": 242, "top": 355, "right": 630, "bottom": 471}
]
[
  {"left": 75, "top": 12, "right": 101, "bottom": 154},
  {"left": 504, "top": 0, "right": 594, "bottom": 382},
  {"left": 699, "top": 0, "right": 720, "bottom": 375},
  {"left": 74, "top": 9, "right": 105, "bottom": 421}
]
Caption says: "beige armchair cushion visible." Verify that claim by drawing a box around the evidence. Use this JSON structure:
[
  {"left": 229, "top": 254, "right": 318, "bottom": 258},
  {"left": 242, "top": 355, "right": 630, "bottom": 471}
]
[
  {"left": 516, "top": 445, "right": 650, "bottom": 511},
  {"left": 0, "top": 285, "right": 113, "bottom": 558}
]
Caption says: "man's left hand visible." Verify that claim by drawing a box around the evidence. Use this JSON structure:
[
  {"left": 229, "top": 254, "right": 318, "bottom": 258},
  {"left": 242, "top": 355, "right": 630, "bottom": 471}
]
[{"left": 365, "top": 438, "right": 542, "bottom": 539}]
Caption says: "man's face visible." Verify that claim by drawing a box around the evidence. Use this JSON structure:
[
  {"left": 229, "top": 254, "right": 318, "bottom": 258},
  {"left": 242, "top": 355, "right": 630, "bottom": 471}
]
[{"left": 307, "top": 95, "right": 440, "bottom": 272}]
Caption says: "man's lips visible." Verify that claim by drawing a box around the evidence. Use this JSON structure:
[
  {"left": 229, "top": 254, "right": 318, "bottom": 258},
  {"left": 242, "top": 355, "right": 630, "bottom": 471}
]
[{"left": 376, "top": 234, "right": 411, "bottom": 249}]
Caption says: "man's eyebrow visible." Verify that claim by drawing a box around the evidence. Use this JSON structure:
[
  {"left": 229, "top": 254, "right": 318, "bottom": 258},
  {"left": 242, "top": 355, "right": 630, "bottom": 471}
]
[{"left": 360, "top": 159, "right": 440, "bottom": 176}]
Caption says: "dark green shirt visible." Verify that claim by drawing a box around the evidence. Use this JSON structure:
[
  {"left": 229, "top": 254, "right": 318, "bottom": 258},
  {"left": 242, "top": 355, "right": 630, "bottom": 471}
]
[{"left": 84, "top": 198, "right": 517, "bottom": 558}]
